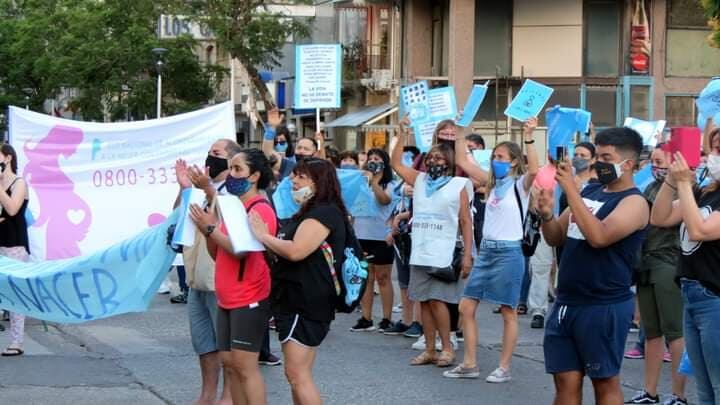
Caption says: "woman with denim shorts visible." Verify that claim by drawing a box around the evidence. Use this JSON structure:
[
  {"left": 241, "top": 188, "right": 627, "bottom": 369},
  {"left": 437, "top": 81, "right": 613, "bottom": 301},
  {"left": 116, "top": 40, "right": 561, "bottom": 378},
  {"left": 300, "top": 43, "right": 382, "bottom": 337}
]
[
  {"left": 651, "top": 128, "right": 720, "bottom": 404},
  {"left": 442, "top": 118, "right": 539, "bottom": 382}
]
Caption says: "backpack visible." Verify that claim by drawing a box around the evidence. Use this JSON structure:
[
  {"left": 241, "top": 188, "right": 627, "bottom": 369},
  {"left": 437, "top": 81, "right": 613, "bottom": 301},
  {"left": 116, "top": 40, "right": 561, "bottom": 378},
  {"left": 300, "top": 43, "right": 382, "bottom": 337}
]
[
  {"left": 320, "top": 217, "right": 369, "bottom": 313},
  {"left": 513, "top": 183, "right": 542, "bottom": 257}
]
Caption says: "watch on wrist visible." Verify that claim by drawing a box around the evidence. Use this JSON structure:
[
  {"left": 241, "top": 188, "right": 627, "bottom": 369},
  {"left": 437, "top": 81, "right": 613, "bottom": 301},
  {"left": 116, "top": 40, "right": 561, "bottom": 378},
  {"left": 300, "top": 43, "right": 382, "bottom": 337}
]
[
  {"left": 524, "top": 139, "right": 535, "bottom": 144},
  {"left": 204, "top": 224, "right": 216, "bottom": 237}
]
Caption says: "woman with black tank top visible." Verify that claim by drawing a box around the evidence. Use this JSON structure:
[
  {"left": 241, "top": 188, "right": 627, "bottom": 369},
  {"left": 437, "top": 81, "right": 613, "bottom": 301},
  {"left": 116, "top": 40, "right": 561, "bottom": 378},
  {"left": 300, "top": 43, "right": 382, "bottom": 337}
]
[
  {"left": 650, "top": 128, "right": 720, "bottom": 405},
  {"left": 0, "top": 144, "right": 30, "bottom": 356}
]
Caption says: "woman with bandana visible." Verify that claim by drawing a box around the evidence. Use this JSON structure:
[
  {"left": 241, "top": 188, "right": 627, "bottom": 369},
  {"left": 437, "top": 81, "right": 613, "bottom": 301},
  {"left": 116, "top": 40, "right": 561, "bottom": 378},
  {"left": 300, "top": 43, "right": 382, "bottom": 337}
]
[
  {"left": 391, "top": 119, "right": 474, "bottom": 369},
  {"left": 189, "top": 148, "right": 277, "bottom": 405},
  {"left": 442, "top": 118, "right": 539, "bottom": 382}
]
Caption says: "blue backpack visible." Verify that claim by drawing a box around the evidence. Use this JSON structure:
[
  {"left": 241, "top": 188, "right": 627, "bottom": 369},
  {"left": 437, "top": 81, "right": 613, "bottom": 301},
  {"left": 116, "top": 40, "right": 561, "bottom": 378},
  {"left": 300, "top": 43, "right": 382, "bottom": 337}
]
[{"left": 320, "top": 219, "right": 368, "bottom": 313}]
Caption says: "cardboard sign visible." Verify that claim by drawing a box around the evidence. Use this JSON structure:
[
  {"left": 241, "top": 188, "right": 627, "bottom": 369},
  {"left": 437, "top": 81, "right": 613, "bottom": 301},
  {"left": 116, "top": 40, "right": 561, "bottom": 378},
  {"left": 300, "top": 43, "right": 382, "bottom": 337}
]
[
  {"left": 624, "top": 117, "right": 666, "bottom": 147},
  {"left": 505, "top": 79, "right": 554, "bottom": 122}
]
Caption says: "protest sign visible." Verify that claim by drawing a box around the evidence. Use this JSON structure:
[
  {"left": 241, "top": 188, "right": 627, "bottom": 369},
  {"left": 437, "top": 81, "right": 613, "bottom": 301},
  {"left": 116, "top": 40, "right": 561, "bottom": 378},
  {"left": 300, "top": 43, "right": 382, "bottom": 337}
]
[
  {"left": 216, "top": 196, "right": 265, "bottom": 254},
  {"left": 624, "top": 117, "right": 666, "bottom": 147},
  {"left": 546, "top": 106, "right": 592, "bottom": 160},
  {"left": 457, "top": 83, "right": 489, "bottom": 127},
  {"left": 400, "top": 81, "right": 431, "bottom": 122},
  {"left": 427, "top": 87, "right": 457, "bottom": 121},
  {"left": 471, "top": 149, "right": 492, "bottom": 171},
  {"left": 0, "top": 211, "right": 179, "bottom": 323},
  {"left": 9, "top": 103, "right": 230, "bottom": 261},
  {"left": 173, "top": 188, "right": 206, "bottom": 247},
  {"left": 505, "top": 79, "right": 554, "bottom": 122},
  {"left": 294, "top": 44, "right": 342, "bottom": 109}
]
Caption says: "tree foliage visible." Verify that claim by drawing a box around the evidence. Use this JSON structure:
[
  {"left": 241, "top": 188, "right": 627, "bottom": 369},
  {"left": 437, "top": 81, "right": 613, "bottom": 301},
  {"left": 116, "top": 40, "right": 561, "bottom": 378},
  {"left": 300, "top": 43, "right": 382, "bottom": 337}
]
[
  {"left": 701, "top": 0, "right": 720, "bottom": 47},
  {"left": 0, "top": 0, "right": 226, "bottom": 122},
  {"left": 181, "top": 0, "right": 313, "bottom": 109}
]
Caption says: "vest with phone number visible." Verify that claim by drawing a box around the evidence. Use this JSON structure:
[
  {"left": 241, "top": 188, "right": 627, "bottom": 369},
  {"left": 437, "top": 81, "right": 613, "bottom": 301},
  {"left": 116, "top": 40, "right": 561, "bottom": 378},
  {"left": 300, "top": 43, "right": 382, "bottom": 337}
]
[{"left": 410, "top": 173, "right": 473, "bottom": 268}]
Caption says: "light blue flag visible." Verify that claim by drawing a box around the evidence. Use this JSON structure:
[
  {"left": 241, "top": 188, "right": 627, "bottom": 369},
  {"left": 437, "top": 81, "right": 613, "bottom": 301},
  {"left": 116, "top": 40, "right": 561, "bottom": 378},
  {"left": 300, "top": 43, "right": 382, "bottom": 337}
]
[
  {"left": 0, "top": 210, "right": 179, "bottom": 323},
  {"left": 633, "top": 165, "right": 654, "bottom": 192},
  {"left": 471, "top": 149, "right": 492, "bottom": 171},
  {"left": 546, "top": 106, "right": 592, "bottom": 160},
  {"left": 696, "top": 77, "right": 720, "bottom": 119},
  {"left": 272, "top": 169, "right": 380, "bottom": 219},
  {"left": 624, "top": 117, "right": 666, "bottom": 147},
  {"left": 505, "top": 79, "right": 554, "bottom": 122},
  {"left": 457, "top": 84, "right": 489, "bottom": 127}
]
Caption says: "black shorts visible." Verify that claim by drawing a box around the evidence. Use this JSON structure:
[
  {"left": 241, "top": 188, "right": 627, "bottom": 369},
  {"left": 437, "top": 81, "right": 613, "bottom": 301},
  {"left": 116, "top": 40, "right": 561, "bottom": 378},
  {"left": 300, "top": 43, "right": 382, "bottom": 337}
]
[
  {"left": 275, "top": 313, "right": 330, "bottom": 348},
  {"left": 359, "top": 239, "right": 395, "bottom": 265},
  {"left": 216, "top": 299, "right": 270, "bottom": 353}
]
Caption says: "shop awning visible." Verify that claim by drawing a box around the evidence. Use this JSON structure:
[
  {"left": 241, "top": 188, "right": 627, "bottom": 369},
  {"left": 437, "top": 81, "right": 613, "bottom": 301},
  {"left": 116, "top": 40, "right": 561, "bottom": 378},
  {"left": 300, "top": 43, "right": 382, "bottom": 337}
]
[{"left": 325, "top": 103, "right": 396, "bottom": 128}]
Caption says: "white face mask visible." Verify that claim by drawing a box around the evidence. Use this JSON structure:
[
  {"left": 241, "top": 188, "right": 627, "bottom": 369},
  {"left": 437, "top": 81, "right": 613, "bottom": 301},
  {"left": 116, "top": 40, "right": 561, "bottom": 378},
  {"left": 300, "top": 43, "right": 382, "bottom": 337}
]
[
  {"left": 292, "top": 186, "right": 314, "bottom": 205},
  {"left": 707, "top": 154, "right": 720, "bottom": 181}
]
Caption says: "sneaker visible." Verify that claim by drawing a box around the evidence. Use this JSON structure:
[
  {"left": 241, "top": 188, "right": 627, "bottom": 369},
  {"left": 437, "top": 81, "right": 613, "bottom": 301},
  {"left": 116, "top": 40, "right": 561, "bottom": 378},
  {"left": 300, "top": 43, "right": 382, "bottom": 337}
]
[
  {"left": 661, "top": 395, "right": 687, "bottom": 405},
  {"left": 531, "top": 314, "right": 545, "bottom": 329},
  {"left": 392, "top": 304, "right": 403, "bottom": 313},
  {"left": 157, "top": 279, "right": 170, "bottom": 294},
  {"left": 624, "top": 347, "right": 645, "bottom": 359},
  {"left": 625, "top": 390, "right": 659, "bottom": 404},
  {"left": 485, "top": 367, "right": 512, "bottom": 383},
  {"left": 456, "top": 330, "right": 464, "bottom": 342},
  {"left": 663, "top": 350, "right": 672, "bottom": 363},
  {"left": 629, "top": 322, "right": 640, "bottom": 333},
  {"left": 443, "top": 364, "right": 480, "bottom": 379},
  {"left": 350, "top": 317, "right": 376, "bottom": 332},
  {"left": 258, "top": 353, "right": 282, "bottom": 366},
  {"left": 377, "top": 318, "right": 394, "bottom": 333},
  {"left": 449, "top": 332, "right": 459, "bottom": 350},
  {"left": 170, "top": 291, "right": 188, "bottom": 304},
  {"left": 383, "top": 321, "right": 410, "bottom": 336},
  {"left": 403, "top": 322, "right": 423, "bottom": 338},
  {"left": 411, "top": 335, "right": 427, "bottom": 350}
]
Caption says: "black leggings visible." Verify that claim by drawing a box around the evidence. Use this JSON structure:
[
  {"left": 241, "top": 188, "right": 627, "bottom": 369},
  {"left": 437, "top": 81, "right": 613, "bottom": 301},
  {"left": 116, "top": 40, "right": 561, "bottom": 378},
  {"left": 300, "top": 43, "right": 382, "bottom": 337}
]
[{"left": 447, "top": 303, "right": 460, "bottom": 332}]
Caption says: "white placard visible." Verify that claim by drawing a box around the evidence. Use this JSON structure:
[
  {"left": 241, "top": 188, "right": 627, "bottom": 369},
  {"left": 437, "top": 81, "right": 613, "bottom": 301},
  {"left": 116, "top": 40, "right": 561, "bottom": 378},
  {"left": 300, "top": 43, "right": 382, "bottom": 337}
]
[
  {"left": 294, "top": 44, "right": 342, "bottom": 109},
  {"left": 216, "top": 196, "right": 265, "bottom": 254}
]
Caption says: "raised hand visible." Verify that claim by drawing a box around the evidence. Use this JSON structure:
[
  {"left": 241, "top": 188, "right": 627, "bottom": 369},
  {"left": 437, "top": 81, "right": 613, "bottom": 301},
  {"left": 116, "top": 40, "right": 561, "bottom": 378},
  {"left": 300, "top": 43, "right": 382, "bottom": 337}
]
[
  {"left": 267, "top": 108, "right": 284, "bottom": 129},
  {"left": 523, "top": 117, "right": 538, "bottom": 141}
]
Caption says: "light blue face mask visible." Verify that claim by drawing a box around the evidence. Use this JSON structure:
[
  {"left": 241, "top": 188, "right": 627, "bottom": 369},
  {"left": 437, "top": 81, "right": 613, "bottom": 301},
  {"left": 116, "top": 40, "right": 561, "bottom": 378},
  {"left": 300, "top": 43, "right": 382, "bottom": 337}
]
[
  {"left": 492, "top": 160, "right": 511, "bottom": 179},
  {"left": 275, "top": 142, "right": 288, "bottom": 153}
]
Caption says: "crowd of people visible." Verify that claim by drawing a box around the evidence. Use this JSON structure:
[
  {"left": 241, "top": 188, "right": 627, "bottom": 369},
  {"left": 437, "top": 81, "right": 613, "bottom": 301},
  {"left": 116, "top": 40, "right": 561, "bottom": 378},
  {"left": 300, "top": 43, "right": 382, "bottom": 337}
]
[{"left": 1, "top": 105, "right": 719, "bottom": 405}]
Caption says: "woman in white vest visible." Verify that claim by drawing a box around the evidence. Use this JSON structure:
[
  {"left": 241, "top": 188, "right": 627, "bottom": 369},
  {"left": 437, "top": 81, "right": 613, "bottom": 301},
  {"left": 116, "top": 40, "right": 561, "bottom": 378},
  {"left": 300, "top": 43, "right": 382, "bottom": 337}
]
[
  {"left": 442, "top": 118, "right": 539, "bottom": 382},
  {"left": 390, "top": 120, "right": 474, "bottom": 369}
]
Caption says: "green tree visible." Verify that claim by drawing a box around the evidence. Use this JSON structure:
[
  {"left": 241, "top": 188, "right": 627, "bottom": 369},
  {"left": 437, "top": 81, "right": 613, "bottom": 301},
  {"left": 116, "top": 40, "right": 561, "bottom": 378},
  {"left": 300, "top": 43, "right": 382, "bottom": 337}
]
[
  {"left": 701, "top": 0, "right": 720, "bottom": 47},
  {"left": 0, "top": 0, "right": 226, "bottom": 122},
  {"left": 182, "top": 0, "right": 313, "bottom": 109}
]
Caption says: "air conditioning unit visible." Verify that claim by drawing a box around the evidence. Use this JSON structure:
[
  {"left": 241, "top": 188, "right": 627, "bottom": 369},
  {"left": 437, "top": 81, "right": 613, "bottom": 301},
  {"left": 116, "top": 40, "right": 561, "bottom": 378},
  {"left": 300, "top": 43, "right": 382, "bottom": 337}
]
[{"left": 372, "top": 69, "right": 393, "bottom": 91}]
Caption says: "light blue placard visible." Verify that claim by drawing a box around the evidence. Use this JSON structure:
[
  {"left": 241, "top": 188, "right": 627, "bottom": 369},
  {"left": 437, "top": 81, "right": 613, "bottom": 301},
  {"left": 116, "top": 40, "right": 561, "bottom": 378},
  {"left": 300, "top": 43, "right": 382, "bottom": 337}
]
[
  {"left": 624, "top": 117, "right": 666, "bottom": 147},
  {"left": 272, "top": 169, "right": 380, "bottom": 219},
  {"left": 457, "top": 84, "right": 489, "bottom": 127},
  {"left": 0, "top": 210, "right": 179, "bottom": 323},
  {"left": 411, "top": 119, "right": 439, "bottom": 153},
  {"left": 427, "top": 86, "right": 458, "bottom": 121},
  {"left": 400, "top": 81, "right": 431, "bottom": 122},
  {"left": 471, "top": 149, "right": 492, "bottom": 171},
  {"left": 696, "top": 77, "right": 720, "bottom": 119},
  {"left": 504, "top": 79, "right": 554, "bottom": 122},
  {"left": 633, "top": 165, "right": 654, "bottom": 192},
  {"left": 546, "top": 106, "right": 592, "bottom": 160}
]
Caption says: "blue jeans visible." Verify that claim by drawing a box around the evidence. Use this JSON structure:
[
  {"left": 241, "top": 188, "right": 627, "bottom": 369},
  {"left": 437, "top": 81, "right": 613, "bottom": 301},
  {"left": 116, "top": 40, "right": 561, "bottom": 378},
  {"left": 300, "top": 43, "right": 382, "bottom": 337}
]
[{"left": 681, "top": 279, "right": 720, "bottom": 404}]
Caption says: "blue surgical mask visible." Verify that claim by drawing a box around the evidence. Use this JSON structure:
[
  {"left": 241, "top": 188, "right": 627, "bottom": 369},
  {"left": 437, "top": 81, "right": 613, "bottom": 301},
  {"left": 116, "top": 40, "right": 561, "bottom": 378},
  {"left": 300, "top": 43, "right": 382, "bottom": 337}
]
[
  {"left": 275, "top": 142, "right": 288, "bottom": 153},
  {"left": 225, "top": 174, "right": 252, "bottom": 196},
  {"left": 492, "top": 160, "right": 511, "bottom": 179}
]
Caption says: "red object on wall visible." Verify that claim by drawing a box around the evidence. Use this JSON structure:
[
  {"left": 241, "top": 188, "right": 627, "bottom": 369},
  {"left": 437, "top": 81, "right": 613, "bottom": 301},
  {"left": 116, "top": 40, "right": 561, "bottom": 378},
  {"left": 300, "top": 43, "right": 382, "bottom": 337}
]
[{"left": 630, "top": 0, "right": 651, "bottom": 74}]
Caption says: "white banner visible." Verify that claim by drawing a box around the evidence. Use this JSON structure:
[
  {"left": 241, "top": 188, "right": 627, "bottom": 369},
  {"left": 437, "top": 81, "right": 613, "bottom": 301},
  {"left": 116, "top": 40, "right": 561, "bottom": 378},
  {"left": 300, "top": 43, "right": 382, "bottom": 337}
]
[{"left": 9, "top": 102, "right": 234, "bottom": 260}]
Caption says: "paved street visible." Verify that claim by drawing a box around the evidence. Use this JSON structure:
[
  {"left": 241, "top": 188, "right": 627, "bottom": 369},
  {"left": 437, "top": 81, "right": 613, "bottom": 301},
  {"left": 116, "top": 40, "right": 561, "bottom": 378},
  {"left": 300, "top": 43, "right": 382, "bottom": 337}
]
[{"left": 0, "top": 281, "right": 697, "bottom": 405}]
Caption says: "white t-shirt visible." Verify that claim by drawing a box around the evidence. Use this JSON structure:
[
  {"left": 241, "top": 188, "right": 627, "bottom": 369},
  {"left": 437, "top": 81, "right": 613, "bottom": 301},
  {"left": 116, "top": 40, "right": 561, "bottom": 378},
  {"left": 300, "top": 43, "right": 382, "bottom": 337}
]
[{"left": 482, "top": 176, "right": 529, "bottom": 241}]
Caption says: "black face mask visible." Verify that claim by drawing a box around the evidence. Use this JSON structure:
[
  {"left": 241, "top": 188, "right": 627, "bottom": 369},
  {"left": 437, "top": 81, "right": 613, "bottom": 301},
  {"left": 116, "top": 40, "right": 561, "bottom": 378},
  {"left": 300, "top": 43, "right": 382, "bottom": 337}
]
[
  {"left": 427, "top": 163, "right": 448, "bottom": 180},
  {"left": 593, "top": 161, "right": 620, "bottom": 185},
  {"left": 366, "top": 161, "right": 385, "bottom": 175},
  {"left": 0, "top": 162, "right": 6, "bottom": 172},
  {"left": 205, "top": 155, "right": 228, "bottom": 179}
]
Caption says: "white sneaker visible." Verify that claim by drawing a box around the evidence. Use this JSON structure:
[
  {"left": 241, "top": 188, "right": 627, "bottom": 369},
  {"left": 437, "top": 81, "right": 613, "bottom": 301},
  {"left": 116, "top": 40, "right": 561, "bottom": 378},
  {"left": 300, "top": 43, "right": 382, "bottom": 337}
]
[
  {"left": 411, "top": 335, "right": 427, "bottom": 350},
  {"left": 157, "top": 279, "right": 170, "bottom": 294},
  {"left": 392, "top": 304, "right": 403, "bottom": 314},
  {"left": 411, "top": 334, "right": 457, "bottom": 351},
  {"left": 450, "top": 332, "right": 459, "bottom": 350},
  {"left": 485, "top": 367, "right": 512, "bottom": 383}
]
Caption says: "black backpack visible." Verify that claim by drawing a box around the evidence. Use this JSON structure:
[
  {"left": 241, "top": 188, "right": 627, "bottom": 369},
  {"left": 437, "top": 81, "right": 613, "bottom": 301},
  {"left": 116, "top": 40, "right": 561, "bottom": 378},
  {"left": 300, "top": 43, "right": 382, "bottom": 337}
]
[{"left": 514, "top": 183, "right": 542, "bottom": 257}]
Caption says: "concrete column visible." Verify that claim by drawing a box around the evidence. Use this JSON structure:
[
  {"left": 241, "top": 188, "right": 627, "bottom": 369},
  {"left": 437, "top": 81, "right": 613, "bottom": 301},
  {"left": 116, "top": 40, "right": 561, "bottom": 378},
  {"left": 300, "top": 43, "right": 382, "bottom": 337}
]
[
  {"left": 448, "top": 0, "right": 475, "bottom": 105},
  {"left": 403, "top": 0, "right": 433, "bottom": 80}
]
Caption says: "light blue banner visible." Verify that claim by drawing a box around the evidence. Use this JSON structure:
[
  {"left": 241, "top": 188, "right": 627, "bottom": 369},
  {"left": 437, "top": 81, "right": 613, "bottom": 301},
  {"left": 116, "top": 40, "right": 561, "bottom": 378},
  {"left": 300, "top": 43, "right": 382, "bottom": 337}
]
[
  {"left": 427, "top": 87, "right": 458, "bottom": 121},
  {"left": 546, "top": 106, "right": 592, "bottom": 160},
  {"left": 505, "top": 79, "right": 554, "bottom": 122},
  {"left": 272, "top": 169, "right": 380, "bottom": 219},
  {"left": 457, "top": 84, "right": 489, "bottom": 127},
  {"left": 633, "top": 165, "right": 654, "bottom": 192},
  {"left": 696, "top": 77, "right": 720, "bottom": 119},
  {"left": 471, "top": 149, "right": 492, "bottom": 171},
  {"left": 0, "top": 211, "right": 179, "bottom": 323}
]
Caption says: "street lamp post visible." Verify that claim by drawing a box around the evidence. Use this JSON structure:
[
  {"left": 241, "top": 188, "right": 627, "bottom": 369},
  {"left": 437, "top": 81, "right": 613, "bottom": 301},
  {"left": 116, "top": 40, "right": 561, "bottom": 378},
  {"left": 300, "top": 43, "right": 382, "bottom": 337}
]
[{"left": 151, "top": 48, "right": 167, "bottom": 119}]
